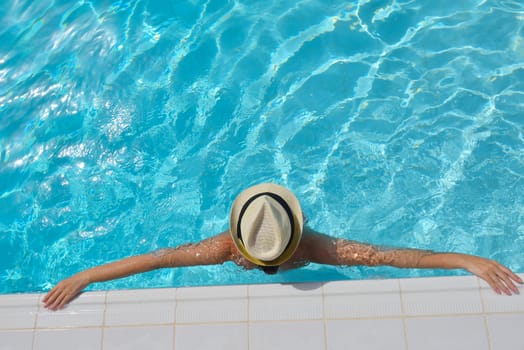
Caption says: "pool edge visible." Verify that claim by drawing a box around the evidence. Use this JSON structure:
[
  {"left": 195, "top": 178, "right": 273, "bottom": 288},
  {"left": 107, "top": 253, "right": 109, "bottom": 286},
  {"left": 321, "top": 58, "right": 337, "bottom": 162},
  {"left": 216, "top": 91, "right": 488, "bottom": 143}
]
[{"left": 1, "top": 274, "right": 523, "bottom": 349}]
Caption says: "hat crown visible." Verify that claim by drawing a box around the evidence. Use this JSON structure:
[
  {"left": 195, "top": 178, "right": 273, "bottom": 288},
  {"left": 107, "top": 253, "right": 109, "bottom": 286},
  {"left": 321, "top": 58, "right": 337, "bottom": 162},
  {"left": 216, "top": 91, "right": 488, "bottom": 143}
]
[
  {"left": 240, "top": 196, "right": 291, "bottom": 261},
  {"left": 230, "top": 183, "right": 303, "bottom": 266}
]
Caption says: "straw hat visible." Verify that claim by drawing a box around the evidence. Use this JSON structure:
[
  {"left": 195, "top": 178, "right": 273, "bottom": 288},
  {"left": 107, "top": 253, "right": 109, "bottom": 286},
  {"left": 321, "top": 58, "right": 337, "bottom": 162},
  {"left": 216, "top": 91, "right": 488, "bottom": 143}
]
[{"left": 229, "top": 183, "right": 304, "bottom": 266}]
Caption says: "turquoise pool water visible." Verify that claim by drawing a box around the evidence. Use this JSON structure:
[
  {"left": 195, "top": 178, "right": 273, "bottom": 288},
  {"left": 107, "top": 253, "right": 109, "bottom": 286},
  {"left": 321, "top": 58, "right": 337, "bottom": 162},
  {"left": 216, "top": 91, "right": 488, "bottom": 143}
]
[{"left": 1, "top": 0, "right": 523, "bottom": 293}]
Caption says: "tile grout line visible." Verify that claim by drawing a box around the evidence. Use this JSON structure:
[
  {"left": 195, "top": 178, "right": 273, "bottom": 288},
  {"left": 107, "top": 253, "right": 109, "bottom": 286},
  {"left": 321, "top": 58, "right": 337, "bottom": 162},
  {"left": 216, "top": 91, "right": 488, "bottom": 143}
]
[
  {"left": 24, "top": 308, "right": 517, "bottom": 331},
  {"left": 31, "top": 294, "right": 42, "bottom": 350},
  {"left": 100, "top": 291, "right": 108, "bottom": 350},
  {"left": 173, "top": 287, "right": 178, "bottom": 350},
  {"left": 398, "top": 279, "right": 409, "bottom": 350},
  {"left": 321, "top": 283, "right": 329, "bottom": 350},
  {"left": 477, "top": 277, "right": 493, "bottom": 350},
  {"left": 247, "top": 285, "right": 251, "bottom": 350}
]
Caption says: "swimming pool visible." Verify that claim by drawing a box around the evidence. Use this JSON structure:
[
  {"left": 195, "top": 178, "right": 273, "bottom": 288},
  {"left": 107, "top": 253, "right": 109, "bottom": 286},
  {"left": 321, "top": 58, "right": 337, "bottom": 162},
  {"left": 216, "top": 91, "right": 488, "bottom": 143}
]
[{"left": 1, "top": 0, "right": 523, "bottom": 294}]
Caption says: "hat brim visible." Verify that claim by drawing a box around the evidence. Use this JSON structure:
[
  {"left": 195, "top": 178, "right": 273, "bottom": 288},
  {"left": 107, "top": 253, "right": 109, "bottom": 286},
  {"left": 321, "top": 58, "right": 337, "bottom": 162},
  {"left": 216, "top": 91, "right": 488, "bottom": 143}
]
[{"left": 229, "top": 183, "right": 303, "bottom": 266}]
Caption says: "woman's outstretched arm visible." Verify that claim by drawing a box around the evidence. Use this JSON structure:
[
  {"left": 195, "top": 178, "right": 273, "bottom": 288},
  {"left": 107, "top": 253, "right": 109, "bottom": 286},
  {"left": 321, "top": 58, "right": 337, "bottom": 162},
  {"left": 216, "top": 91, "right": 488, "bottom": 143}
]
[
  {"left": 43, "top": 232, "right": 233, "bottom": 310},
  {"left": 302, "top": 228, "right": 522, "bottom": 295}
]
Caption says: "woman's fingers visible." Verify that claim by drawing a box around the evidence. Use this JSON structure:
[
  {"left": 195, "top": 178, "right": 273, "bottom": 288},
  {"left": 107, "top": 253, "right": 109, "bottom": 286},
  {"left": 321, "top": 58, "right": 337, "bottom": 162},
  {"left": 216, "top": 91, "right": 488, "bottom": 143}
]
[
  {"left": 493, "top": 273, "right": 512, "bottom": 295},
  {"left": 482, "top": 272, "right": 502, "bottom": 295},
  {"left": 498, "top": 272, "right": 519, "bottom": 294},
  {"left": 43, "top": 288, "right": 60, "bottom": 309},
  {"left": 505, "top": 267, "right": 523, "bottom": 285},
  {"left": 54, "top": 292, "right": 69, "bottom": 310},
  {"left": 44, "top": 290, "right": 63, "bottom": 310},
  {"left": 43, "top": 278, "right": 85, "bottom": 310},
  {"left": 485, "top": 264, "right": 522, "bottom": 296},
  {"left": 48, "top": 290, "right": 73, "bottom": 310},
  {"left": 471, "top": 258, "right": 522, "bottom": 296}
]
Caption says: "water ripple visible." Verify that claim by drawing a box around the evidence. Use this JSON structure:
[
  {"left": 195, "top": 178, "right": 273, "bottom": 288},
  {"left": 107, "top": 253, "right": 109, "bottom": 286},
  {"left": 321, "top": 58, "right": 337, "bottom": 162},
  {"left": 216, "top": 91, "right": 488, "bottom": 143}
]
[{"left": 1, "top": 0, "right": 524, "bottom": 292}]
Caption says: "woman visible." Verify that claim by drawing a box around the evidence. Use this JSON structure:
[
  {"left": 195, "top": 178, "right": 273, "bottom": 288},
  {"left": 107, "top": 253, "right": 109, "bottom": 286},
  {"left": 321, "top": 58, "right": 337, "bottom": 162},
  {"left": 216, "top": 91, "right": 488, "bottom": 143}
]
[{"left": 44, "top": 183, "right": 522, "bottom": 310}]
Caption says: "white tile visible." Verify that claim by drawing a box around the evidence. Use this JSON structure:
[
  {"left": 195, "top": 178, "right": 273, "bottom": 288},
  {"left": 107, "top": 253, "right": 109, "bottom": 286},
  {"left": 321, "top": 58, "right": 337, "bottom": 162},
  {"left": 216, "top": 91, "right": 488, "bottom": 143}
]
[
  {"left": 0, "top": 330, "right": 34, "bottom": 349},
  {"left": 326, "top": 319, "right": 405, "bottom": 350},
  {"left": 34, "top": 328, "right": 102, "bottom": 350},
  {"left": 175, "top": 323, "right": 248, "bottom": 350},
  {"left": 479, "top": 276, "right": 524, "bottom": 313},
  {"left": 250, "top": 321, "right": 325, "bottom": 350},
  {"left": 37, "top": 292, "right": 105, "bottom": 328},
  {"left": 0, "top": 293, "right": 39, "bottom": 330},
  {"left": 400, "top": 276, "right": 482, "bottom": 315},
  {"left": 176, "top": 285, "right": 247, "bottom": 323},
  {"left": 323, "top": 279, "right": 402, "bottom": 318},
  {"left": 249, "top": 283, "right": 323, "bottom": 321},
  {"left": 487, "top": 314, "right": 524, "bottom": 349},
  {"left": 105, "top": 288, "right": 175, "bottom": 326},
  {"left": 405, "top": 316, "right": 489, "bottom": 350},
  {"left": 103, "top": 326, "right": 173, "bottom": 350}
]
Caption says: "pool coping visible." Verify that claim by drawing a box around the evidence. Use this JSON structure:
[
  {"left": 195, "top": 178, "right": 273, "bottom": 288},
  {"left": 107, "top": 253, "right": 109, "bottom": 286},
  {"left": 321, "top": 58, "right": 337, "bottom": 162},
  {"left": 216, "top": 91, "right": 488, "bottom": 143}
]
[{"left": 1, "top": 273, "right": 523, "bottom": 349}]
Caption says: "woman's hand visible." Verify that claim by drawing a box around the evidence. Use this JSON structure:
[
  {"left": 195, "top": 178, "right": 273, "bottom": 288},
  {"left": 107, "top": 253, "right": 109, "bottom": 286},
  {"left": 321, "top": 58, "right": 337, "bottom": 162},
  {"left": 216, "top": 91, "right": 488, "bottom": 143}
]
[
  {"left": 461, "top": 255, "right": 522, "bottom": 295},
  {"left": 43, "top": 273, "right": 90, "bottom": 310}
]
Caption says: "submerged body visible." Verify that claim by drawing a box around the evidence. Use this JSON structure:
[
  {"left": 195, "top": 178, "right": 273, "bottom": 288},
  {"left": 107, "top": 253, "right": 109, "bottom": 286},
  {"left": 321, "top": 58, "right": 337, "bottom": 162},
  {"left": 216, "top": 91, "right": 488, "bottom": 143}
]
[{"left": 43, "top": 226, "right": 522, "bottom": 310}]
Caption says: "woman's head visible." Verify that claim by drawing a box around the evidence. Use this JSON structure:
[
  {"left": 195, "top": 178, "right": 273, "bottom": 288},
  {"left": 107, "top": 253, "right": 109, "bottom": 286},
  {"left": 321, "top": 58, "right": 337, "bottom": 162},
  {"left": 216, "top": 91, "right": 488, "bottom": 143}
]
[{"left": 229, "top": 183, "right": 304, "bottom": 268}]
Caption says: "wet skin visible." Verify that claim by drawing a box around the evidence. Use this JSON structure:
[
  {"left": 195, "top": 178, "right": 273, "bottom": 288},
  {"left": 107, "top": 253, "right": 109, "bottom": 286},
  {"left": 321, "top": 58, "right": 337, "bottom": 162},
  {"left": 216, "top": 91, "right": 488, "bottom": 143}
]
[{"left": 43, "top": 226, "right": 523, "bottom": 310}]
